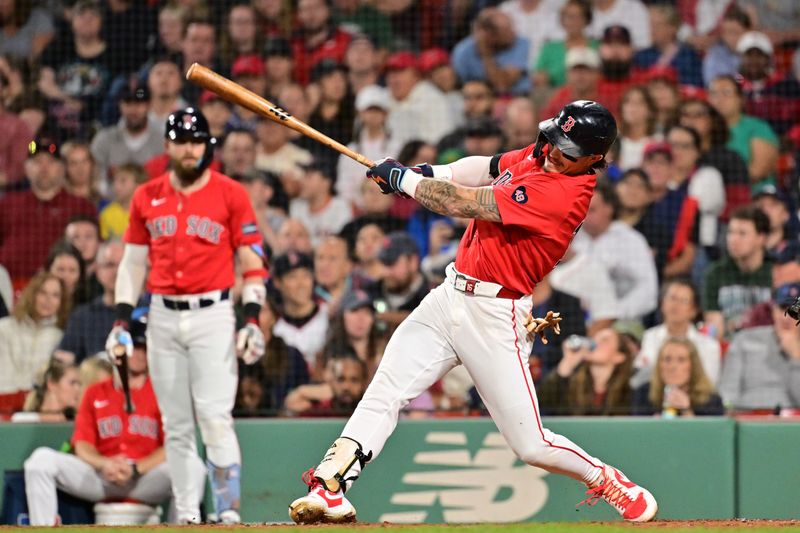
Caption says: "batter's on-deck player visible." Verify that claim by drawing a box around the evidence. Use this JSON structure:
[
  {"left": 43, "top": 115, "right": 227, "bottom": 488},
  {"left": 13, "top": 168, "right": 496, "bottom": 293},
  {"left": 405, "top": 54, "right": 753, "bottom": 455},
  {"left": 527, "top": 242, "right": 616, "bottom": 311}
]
[
  {"left": 106, "top": 108, "right": 268, "bottom": 524},
  {"left": 289, "top": 100, "right": 658, "bottom": 524}
]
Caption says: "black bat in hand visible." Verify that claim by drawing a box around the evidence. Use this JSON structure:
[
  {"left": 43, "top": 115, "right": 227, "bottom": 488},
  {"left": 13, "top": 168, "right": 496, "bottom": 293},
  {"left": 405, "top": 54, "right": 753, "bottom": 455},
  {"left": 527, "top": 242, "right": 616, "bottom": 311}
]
[
  {"left": 112, "top": 344, "right": 134, "bottom": 413},
  {"left": 786, "top": 296, "right": 800, "bottom": 327}
]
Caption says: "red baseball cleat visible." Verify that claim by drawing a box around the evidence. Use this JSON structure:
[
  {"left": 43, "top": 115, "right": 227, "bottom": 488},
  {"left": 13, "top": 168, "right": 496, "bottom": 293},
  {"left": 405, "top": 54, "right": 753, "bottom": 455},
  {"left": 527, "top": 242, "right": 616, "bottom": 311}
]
[
  {"left": 288, "top": 468, "right": 356, "bottom": 524},
  {"left": 580, "top": 464, "right": 658, "bottom": 522}
]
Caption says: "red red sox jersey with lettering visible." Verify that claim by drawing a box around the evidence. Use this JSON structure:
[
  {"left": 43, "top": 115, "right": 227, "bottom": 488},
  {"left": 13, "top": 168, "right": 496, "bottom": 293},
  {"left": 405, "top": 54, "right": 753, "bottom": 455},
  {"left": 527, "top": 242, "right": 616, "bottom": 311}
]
[
  {"left": 125, "top": 170, "right": 262, "bottom": 295},
  {"left": 72, "top": 378, "right": 163, "bottom": 460},
  {"left": 454, "top": 144, "right": 596, "bottom": 295}
]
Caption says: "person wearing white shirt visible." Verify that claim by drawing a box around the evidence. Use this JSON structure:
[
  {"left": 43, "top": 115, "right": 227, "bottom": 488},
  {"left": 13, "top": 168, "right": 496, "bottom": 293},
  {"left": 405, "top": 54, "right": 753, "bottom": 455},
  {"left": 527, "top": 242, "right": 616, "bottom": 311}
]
[
  {"left": 549, "top": 252, "right": 620, "bottom": 333},
  {"left": 631, "top": 279, "right": 722, "bottom": 388},
  {"left": 499, "top": 0, "right": 565, "bottom": 70},
  {"left": 385, "top": 51, "right": 454, "bottom": 148},
  {"left": 588, "top": 0, "right": 652, "bottom": 49},
  {"left": 289, "top": 162, "right": 353, "bottom": 247},
  {"left": 571, "top": 180, "right": 659, "bottom": 320}
]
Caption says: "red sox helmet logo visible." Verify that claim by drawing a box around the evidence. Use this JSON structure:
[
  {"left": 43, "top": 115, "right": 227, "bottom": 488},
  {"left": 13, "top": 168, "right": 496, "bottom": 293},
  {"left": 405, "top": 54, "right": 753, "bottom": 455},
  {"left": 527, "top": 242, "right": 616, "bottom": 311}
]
[{"left": 561, "top": 116, "right": 576, "bottom": 132}]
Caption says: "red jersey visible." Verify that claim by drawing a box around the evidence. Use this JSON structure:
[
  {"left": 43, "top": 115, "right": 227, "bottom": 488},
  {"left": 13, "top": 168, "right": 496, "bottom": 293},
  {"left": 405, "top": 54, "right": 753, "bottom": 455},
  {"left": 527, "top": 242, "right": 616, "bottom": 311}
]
[
  {"left": 291, "top": 28, "right": 352, "bottom": 86},
  {"left": 124, "top": 170, "right": 261, "bottom": 295},
  {"left": 454, "top": 144, "right": 595, "bottom": 295},
  {"left": 72, "top": 377, "right": 163, "bottom": 460}
]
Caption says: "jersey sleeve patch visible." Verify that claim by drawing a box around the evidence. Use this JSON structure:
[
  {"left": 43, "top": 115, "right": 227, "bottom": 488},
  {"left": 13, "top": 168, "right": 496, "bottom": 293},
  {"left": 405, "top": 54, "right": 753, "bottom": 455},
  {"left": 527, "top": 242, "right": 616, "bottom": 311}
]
[
  {"left": 512, "top": 186, "right": 528, "bottom": 204},
  {"left": 242, "top": 222, "right": 258, "bottom": 235}
]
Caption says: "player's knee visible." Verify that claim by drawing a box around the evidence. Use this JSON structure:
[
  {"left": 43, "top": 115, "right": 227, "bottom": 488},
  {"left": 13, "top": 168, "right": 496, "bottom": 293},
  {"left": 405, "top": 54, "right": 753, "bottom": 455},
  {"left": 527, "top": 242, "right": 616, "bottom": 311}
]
[
  {"left": 196, "top": 415, "right": 235, "bottom": 449},
  {"left": 514, "top": 441, "right": 551, "bottom": 468},
  {"left": 24, "top": 447, "right": 58, "bottom": 475}
]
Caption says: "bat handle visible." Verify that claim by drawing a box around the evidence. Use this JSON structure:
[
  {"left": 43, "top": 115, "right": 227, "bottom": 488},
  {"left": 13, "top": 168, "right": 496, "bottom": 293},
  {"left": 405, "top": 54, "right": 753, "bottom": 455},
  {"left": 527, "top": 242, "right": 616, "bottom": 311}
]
[{"left": 112, "top": 344, "right": 134, "bottom": 414}]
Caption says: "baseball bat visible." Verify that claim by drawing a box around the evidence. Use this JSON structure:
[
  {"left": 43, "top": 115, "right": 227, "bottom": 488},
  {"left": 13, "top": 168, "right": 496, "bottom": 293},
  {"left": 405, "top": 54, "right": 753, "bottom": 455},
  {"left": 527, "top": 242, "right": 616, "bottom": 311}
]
[
  {"left": 185, "top": 63, "right": 375, "bottom": 168},
  {"left": 112, "top": 344, "right": 134, "bottom": 414}
]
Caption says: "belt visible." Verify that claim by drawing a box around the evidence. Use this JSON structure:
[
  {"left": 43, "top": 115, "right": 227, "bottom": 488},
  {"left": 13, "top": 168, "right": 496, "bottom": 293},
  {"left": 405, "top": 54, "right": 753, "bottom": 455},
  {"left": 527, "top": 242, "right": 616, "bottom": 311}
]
[
  {"left": 160, "top": 289, "right": 230, "bottom": 311},
  {"left": 451, "top": 272, "right": 524, "bottom": 300}
]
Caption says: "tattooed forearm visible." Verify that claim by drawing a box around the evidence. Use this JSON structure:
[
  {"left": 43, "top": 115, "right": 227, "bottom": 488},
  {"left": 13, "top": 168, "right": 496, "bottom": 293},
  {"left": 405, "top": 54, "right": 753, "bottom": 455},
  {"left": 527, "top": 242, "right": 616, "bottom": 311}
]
[{"left": 414, "top": 179, "right": 502, "bottom": 222}]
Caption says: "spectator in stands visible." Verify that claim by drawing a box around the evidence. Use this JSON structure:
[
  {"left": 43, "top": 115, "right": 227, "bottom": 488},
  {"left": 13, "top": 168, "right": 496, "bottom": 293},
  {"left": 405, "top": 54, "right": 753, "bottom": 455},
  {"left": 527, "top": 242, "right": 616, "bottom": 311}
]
[
  {"left": 533, "top": 0, "right": 595, "bottom": 90},
  {"left": 220, "top": 127, "right": 257, "bottom": 177},
  {"left": 738, "top": 0, "right": 800, "bottom": 48},
  {"left": 102, "top": 0, "right": 157, "bottom": 75},
  {"left": 332, "top": 0, "right": 392, "bottom": 52},
  {"left": 571, "top": 180, "right": 659, "bottom": 321},
  {"left": 419, "top": 48, "right": 463, "bottom": 123},
  {"left": 274, "top": 218, "right": 313, "bottom": 255},
  {"left": 703, "top": 205, "right": 772, "bottom": 340},
  {"left": 147, "top": 58, "right": 187, "bottom": 129},
  {"left": 419, "top": 217, "right": 468, "bottom": 284},
  {"left": 179, "top": 18, "right": 218, "bottom": 104},
  {"left": 340, "top": 179, "right": 405, "bottom": 250},
  {"left": 633, "top": 338, "right": 723, "bottom": 417},
  {"left": 289, "top": 161, "right": 352, "bottom": 246},
  {"left": 307, "top": 60, "right": 355, "bottom": 176},
  {"left": 678, "top": 98, "right": 751, "bottom": 219},
  {"left": 235, "top": 300, "right": 309, "bottom": 416},
  {"left": 254, "top": 115, "right": 313, "bottom": 197},
  {"left": 323, "top": 289, "right": 385, "bottom": 379},
  {"left": 597, "top": 25, "right": 641, "bottom": 97},
  {"left": 0, "top": 68, "right": 32, "bottom": 187},
  {"left": 753, "top": 185, "right": 797, "bottom": 253},
  {"left": 314, "top": 236, "right": 353, "bottom": 313},
  {"left": 703, "top": 6, "right": 751, "bottom": 87},
  {"left": 54, "top": 241, "right": 122, "bottom": 364},
  {"left": 385, "top": 51, "right": 452, "bottom": 147},
  {"left": 99, "top": 164, "right": 147, "bottom": 240},
  {"left": 438, "top": 80, "right": 495, "bottom": 154},
  {"left": 501, "top": 97, "right": 537, "bottom": 152},
  {"left": 452, "top": 8, "right": 530, "bottom": 97},
  {"left": 13, "top": 359, "right": 80, "bottom": 423},
  {"left": 617, "top": 86, "right": 659, "bottom": 171},
  {"left": 718, "top": 282, "right": 800, "bottom": 411},
  {"left": 708, "top": 75, "right": 779, "bottom": 185},
  {"left": 291, "top": 0, "right": 352, "bottom": 86},
  {"left": 78, "top": 355, "right": 113, "bottom": 394},
  {"left": 540, "top": 47, "right": 606, "bottom": 122},
  {"left": 667, "top": 125, "right": 725, "bottom": 256},
  {"left": 23, "top": 314, "right": 191, "bottom": 526},
  {"left": 91, "top": 82, "right": 163, "bottom": 182},
  {"left": 220, "top": 4, "right": 260, "bottom": 65},
  {"left": 12, "top": 91, "right": 47, "bottom": 141},
  {"left": 62, "top": 141, "right": 101, "bottom": 206},
  {"left": 0, "top": 263, "right": 11, "bottom": 319},
  {"left": 633, "top": 279, "right": 721, "bottom": 388},
  {"left": 369, "top": 231, "right": 430, "bottom": 330},
  {"left": 154, "top": 3, "right": 186, "bottom": 57},
  {"left": 539, "top": 326, "right": 635, "bottom": 416},
  {"left": 284, "top": 352, "right": 368, "bottom": 416},
  {"left": 498, "top": 0, "right": 562, "bottom": 72},
  {"left": 343, "top": 34, "right": 379, "bottom": 95},
  {"left": 253, "top": 0, "right": 291, "bottom": 38},
  {"left": 228, "top": 54, "right": 268, "bottom": 132},
  {"left": 588, "top": 0, "right": 651, "bottom": 49},
  {"left": 45, "top": 240, "right": 89, "bottom": 307},
  {"left": 198, "top": 90, "right": 231, "bottom": 141},
  {"left": 240, "top": 170, "right": 286, "bottom": 253},
  {"left": 65, "top": 215, "right": 100, "bottom": 279},
  {"left": 0, "top": 138, "right": 95, "bottom": 282},
  {"left": 735, "top": 31, "right": 800, "bottom": 137},
  {"left": 353, "top": 223, "right": 385, "bottom": 282},
  {"left": 633, "top": 4, "right": 703, "bottom": 88},
  {"left": 615, "top": 168, "right": 671, "bottom": 273},
  {"left": 271, "top": 252, "right": 329, "bottom": 368},
  {"left": 263, "top": 37, "right": 293, "bottom": 99},
  {"left": 38, "top": 0, "right": 111, "bottom": 138},
  {"left": 0, "top": 1, "right": 54, "bottom": 60},
  {"left": 645, "top": 70, "right": 682, "bottom": 135},
  {"left": 0, "top": 273, "right": 67, "bottom": 413},
  {"left": 337, "top": 85, "right": 397, "bottom": 207},
  {"left": 740, "top": 241, "right": 800, "bottom": 329}
]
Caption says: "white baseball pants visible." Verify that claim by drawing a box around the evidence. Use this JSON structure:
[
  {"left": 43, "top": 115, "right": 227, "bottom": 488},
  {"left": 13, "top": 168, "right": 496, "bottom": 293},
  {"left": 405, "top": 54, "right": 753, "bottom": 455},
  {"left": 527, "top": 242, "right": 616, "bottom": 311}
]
[
  {"left": 147, "top": 298, "right": 240, "bottom": 521},
  {"left": 340, "top": 267, "right": 604, "bottom": 487}
]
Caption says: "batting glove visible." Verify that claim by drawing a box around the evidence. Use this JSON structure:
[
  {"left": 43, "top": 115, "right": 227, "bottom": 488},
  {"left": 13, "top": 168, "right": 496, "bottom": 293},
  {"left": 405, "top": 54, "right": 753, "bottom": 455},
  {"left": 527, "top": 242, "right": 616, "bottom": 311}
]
[
  {"left": 367, "top": 158, "right": 409, "bottom": 195},
  {"left": 105, "top": 322, "right": 133, "bottom": 364},
  {"left": 236, "top": 322, "right": 266, "bottom": 364}
]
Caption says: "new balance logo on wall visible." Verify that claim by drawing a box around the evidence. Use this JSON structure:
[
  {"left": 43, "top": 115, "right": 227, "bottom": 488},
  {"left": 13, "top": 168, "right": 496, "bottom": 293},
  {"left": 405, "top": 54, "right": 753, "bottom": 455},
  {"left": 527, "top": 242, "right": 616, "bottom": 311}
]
[{"left": 379, "top": 432, "right": 549, "bottom": 523}]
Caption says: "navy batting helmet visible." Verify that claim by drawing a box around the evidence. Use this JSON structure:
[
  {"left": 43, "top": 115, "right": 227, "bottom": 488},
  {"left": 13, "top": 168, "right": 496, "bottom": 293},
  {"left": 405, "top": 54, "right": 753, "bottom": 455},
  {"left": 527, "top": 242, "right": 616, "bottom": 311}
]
[
  {"left": 165, "top": 107, "right": 217, "bottom": 171},
  {"left": 535, "top": 100, "right": 617, "bottom": 160}
]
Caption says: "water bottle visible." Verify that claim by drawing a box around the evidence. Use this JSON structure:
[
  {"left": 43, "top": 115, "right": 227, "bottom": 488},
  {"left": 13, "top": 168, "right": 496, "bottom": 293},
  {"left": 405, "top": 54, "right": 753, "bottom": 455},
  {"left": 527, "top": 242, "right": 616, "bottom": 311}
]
[{"left": 662, "top": 385, "right": 678, "bottom": 419}]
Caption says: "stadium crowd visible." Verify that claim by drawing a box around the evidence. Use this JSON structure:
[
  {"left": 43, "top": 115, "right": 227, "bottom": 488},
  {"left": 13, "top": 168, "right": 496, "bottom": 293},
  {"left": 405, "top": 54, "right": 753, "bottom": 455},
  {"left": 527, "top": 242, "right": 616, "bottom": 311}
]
[{"left": 1, "top": 0, "right": 800, "bottom": 420}]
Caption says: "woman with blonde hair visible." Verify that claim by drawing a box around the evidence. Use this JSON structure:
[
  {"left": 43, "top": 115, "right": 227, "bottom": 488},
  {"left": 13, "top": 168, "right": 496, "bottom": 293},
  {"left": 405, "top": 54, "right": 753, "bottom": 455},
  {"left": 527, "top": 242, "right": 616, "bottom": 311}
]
[
  {"left": 633, "top": 337, "right": 723, "bottom": 417},
  {"left": 13, "top": 359, "right": 81, "bottom": 422},
  {"left": 0, "top": 272, "right": 69, "bottom": 414}
]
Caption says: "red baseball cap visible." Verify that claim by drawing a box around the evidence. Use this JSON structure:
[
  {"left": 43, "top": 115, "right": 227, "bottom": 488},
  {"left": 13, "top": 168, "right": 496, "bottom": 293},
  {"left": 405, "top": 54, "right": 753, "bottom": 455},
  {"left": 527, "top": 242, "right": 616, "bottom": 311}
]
[
  {"left": 385, "top": 51, "right": 417, "bottom": 71},
  {"left": 644, "top": 65, "right": 678, "bottom": 84},
  {"left": 232, "top": 54, "right": 265, "bottom": 78},
  {"left": 199, "top": 90, "right": 224, "bottom": 106},
  {"left": 418, "top": 48, "right": 449, "bottom": 73},
  {"left": 643, "top": 141, "right": 672, "bottom": 160}
]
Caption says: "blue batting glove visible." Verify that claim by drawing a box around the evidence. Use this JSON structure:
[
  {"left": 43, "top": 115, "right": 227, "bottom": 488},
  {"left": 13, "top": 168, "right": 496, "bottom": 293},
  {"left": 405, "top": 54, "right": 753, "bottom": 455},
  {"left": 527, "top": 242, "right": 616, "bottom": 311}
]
[{"left": 367, "top": 158, "right": 409, "bottom": 195}]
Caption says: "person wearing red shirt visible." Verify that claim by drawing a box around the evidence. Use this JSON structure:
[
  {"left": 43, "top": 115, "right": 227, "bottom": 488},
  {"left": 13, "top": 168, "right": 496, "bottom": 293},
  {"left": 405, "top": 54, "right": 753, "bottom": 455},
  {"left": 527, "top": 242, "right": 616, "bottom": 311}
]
[
  {"left": 0, "top": 138, "right": 96, "bottom": 285},
  {"left": 106, "top": 108, "right": 267, "bottom": 525},
  {"left": 289, "top": 101, "right": 658, "bottom": 525},
  {"left": 23, "top": 314, "right": 202, "bottom": 525},
  {"left": 291, "top": 0, "right": 352, "bottom": 85}
]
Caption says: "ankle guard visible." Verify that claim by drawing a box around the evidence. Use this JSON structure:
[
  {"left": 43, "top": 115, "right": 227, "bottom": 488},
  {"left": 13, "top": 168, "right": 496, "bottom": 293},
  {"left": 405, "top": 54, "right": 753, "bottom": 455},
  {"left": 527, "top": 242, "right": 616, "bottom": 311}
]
[
  {"left": 313, "top": 437, "right": 372, "bottom": 493},
  {"left": 207, "top": 461, "right": 241, "bottom": 514}
]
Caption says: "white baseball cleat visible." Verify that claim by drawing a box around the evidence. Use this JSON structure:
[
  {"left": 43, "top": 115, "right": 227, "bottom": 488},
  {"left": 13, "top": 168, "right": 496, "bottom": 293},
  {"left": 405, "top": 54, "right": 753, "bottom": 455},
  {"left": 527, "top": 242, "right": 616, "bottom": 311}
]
[
  {"left": 218, "top": 509, "right": 241, "bottom": 524},
  {"left": 288, "top": 468, "right": 356, "bottom": 524},
  {"left": 580, "top": 464, "right": 658, "bottom": 522}
]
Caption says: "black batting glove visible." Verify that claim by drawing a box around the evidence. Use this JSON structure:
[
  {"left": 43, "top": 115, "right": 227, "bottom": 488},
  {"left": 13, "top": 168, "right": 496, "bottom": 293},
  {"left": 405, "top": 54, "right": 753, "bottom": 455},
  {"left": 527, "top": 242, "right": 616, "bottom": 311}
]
[{"left": 367, "top": 158, "right": 409, "bottom": 195}]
